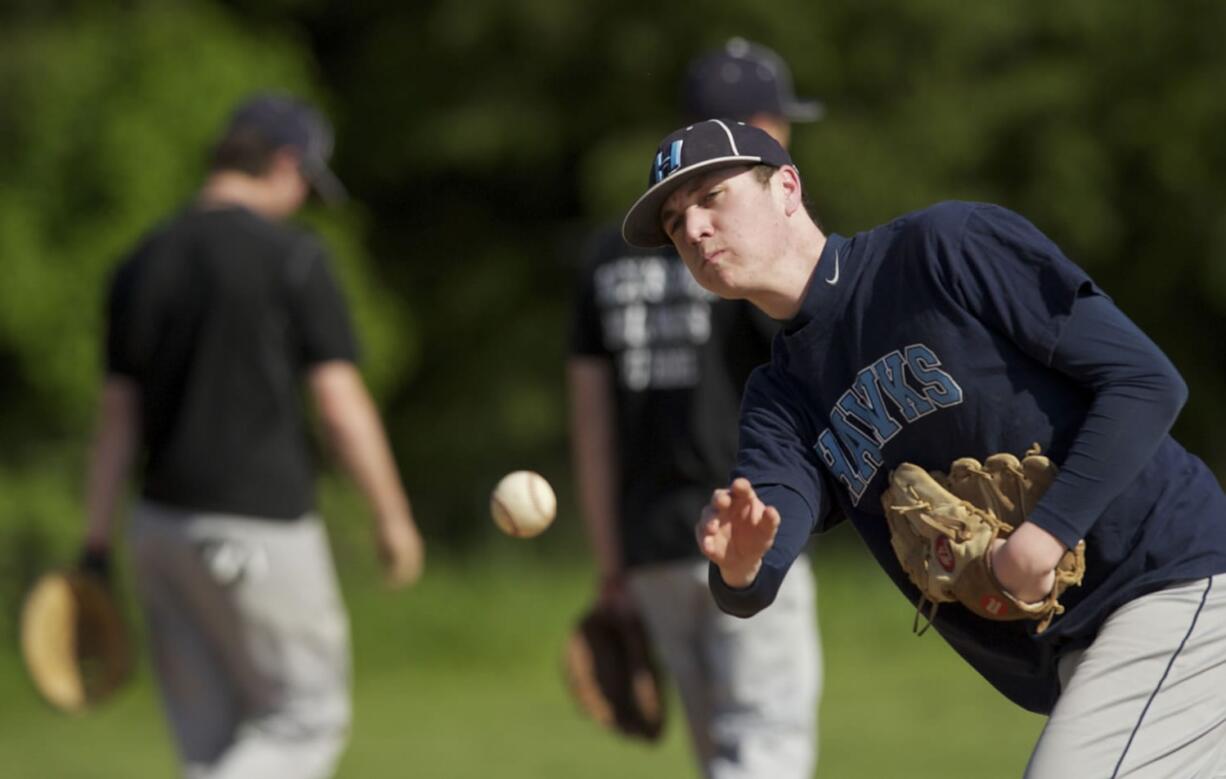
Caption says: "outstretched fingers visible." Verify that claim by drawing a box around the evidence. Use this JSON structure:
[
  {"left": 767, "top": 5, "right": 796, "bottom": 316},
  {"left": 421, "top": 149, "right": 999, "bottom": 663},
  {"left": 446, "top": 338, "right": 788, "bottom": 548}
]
[
  {"left": 696, "top": 478, "right": 779, "bottom": 587},
  {"left": 698, "top": 493, "right": 731, "bottom": 563},
  {"left": 761, "top": 504, "right": 782, "bottom": 536}
]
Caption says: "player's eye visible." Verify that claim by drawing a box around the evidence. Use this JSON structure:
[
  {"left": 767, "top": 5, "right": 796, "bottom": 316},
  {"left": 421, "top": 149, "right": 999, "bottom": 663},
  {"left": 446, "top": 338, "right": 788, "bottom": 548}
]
[{"left": 666, "top": 214, "right": 682, "bottom": 238}]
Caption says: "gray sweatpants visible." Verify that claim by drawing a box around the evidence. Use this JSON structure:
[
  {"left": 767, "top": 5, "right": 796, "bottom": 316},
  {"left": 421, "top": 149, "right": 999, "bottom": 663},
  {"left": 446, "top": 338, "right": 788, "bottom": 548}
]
[
  {"left": 627, "top": 555, "right": 822, "bottom": 779},
  {"left": 1026, "top": 576, "right": 1226, "bottom": 778},
  {"left": 129, "top": 502, "right": 351, "bottom": 779}
]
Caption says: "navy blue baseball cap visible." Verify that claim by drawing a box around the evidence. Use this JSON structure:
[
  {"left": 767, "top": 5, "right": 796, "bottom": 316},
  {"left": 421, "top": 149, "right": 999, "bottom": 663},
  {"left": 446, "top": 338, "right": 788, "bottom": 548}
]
[
  {"left": 219, "top": 93, "right": 348, "bottom": 204},
  {"left": 622, "top": 119, "right": 795, "bottom": 248},
  {"left": 682, "top": 38, "right": 824, "bottom": 123}
]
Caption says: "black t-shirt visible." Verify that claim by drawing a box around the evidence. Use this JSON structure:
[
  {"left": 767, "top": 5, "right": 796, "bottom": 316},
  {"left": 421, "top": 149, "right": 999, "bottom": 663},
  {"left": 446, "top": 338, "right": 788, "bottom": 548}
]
[
  {"left": 570, "top": 226, "right": 775, "bottom": 567},
  {"left": 106, "top": 205, "right": 358, "bottom": 519}
]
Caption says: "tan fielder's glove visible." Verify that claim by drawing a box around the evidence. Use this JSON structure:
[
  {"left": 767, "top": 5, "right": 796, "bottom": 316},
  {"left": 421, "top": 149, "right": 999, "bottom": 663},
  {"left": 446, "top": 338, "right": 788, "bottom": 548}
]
[
  {"left": 20, "top": 569, "right": 133, "bottom": 713},
  {"left": 562, "top": 603, "right": 665, "bottom": 741},
  {"left": 880, "top": 446, "right": 1086, "bottom": 634}
]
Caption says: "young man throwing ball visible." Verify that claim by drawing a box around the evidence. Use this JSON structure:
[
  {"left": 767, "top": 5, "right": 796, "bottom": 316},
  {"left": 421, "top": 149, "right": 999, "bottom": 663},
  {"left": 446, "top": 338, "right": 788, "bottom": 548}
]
[{"left": 622, "top": 119, "right": 1226, "bottom": 776}]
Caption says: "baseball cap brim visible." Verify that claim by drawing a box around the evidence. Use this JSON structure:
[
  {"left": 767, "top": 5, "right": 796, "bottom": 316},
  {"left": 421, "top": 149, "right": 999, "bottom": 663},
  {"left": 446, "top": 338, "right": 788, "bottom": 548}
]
[
  {"left": 302, "top": 161, "right": 349, "bottom": 205},
  {"left": 621, "top": 155, "right": 763, "bottom": 248}
]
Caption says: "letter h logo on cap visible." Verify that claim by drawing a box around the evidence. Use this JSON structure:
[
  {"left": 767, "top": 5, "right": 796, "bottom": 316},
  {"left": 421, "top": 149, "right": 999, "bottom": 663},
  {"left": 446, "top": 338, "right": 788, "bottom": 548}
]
[{"left": 651, "top": 140, "right": 684, "bottom": 185}]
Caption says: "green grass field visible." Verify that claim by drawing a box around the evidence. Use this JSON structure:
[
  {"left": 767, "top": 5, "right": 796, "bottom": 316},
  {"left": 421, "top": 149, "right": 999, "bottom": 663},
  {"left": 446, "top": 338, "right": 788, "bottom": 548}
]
[{"left": 0, "top": 534, "right": 1044, "bottom": 778}]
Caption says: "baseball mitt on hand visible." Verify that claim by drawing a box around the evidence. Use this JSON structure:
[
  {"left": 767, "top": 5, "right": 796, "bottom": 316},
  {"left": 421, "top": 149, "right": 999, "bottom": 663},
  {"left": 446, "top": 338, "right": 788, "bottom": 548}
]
[
  {"left": 20, "top": 570, "right": 133, "bottom": 713},
  {"left": 880, "top": 447, "right": 1086, "bottom": 634},
  {"left": 563, "top": 604, "right": 665, "bottom": 741}
]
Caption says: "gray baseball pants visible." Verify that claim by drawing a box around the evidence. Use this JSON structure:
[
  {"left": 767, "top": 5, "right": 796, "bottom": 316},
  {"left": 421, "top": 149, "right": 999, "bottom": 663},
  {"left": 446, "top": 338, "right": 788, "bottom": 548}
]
[
  {"left": 128, "top": 502, "right": 351, "bottom": 779},
  {"left": 628, "top": 555, "right": 822, "bottom": 779},
  {"left": 1026, "top": 575, "right": 1226, "bottom": 778}
]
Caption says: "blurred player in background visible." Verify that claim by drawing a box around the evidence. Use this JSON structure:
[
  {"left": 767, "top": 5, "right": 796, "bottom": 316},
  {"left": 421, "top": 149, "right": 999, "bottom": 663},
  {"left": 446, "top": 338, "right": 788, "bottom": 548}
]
[
  {"left": 568, "top": 39, "right": 823, "bottom": 778},
  {"left": 79, "top": 93, "right": 424, "bottom": 779}
]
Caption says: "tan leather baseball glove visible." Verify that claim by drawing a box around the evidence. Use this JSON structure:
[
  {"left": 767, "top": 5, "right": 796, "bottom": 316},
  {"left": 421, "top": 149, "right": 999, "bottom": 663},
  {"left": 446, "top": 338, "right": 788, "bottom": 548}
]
[
  {"left": 881, "top": 446, "right": 1086, "bottom": 634},
  {"left": 562, "top": 604, "right": 665, "bottom": 741},
  {"left": 20, "top": 569, "right": 133, "bottom": 713}
]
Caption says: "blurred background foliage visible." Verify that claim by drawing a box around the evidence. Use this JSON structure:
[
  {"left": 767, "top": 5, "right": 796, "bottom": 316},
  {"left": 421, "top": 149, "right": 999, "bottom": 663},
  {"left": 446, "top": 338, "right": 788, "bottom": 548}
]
[
  {"left": 1, "top": 0, "right": 1225, "bottom": 595},
  {"left": 1, "top": 2, "right": 1224, "bottom": 775}
]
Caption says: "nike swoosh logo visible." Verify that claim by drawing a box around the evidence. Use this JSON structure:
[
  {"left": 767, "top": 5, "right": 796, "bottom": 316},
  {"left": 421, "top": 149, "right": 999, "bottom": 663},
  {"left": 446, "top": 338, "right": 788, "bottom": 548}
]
[{"left": 825, "top": 249, "right": 840, "bottom": 285}]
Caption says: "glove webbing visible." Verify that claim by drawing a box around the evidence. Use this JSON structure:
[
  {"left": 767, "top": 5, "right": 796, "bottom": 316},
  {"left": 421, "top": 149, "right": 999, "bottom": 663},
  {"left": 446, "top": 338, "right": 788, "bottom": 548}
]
[{"left": 913, "top": 597, "right": 939, "bottom": 636}]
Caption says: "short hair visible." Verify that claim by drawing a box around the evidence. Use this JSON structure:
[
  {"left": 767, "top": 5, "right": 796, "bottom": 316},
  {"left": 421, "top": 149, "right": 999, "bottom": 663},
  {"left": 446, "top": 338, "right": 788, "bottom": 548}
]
[
  {"left": 207, "top": 128, "right": 281, "bottom": 176},
  {"left": 750, "top": 164, "right": 823, "bottom": 227},
  {"left": 751, "top": 164, "right": 776, "bottom": 186}
]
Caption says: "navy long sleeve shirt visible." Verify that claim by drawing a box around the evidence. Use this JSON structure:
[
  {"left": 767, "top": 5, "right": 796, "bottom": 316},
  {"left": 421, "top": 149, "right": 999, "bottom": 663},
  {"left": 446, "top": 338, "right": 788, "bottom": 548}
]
[{"left": 711, "top": 202, "right": 1226, "bottom": 713}]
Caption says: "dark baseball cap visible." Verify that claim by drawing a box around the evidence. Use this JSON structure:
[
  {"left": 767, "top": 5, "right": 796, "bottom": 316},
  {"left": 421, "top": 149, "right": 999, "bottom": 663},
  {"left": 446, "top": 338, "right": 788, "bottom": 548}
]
[
  {"left": 219, "top": 93, "right": 348, "bottom": 204},
  {"left": 622, "top": 119, "right": 795, "bottom": 248},
  {"left": 682, "top": 38, "right": 824, "bottom": 123}
]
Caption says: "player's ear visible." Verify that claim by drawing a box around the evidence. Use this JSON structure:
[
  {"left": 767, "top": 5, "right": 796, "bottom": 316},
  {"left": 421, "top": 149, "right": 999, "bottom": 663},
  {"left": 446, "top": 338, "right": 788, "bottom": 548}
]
[{"left": 777, "top": 165, "right": 804, "bottom": 217}]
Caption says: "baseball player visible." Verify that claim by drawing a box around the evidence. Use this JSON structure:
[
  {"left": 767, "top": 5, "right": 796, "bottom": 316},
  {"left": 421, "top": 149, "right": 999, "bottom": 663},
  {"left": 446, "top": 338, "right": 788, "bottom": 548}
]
[
  {"left": 568, "top": 40, "right": 822, "bottom": 777},
  {"left": 621, "top": 119, "right": 1226, "bottom": 776},
  {"left": 80, "top": 93, "right": 424, "bottom": 779}
]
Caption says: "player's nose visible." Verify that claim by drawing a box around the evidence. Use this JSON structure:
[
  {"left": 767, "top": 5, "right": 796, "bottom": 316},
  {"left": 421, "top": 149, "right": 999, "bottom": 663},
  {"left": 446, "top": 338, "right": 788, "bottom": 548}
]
[{"left": 683, "top": 208, "right": 713, "bottom": 245}]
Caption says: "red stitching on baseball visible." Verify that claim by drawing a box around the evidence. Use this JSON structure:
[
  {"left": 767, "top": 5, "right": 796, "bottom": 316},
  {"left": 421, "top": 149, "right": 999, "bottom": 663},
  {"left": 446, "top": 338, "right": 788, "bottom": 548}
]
[{"left": 493, "top": 494, "right": 521, "bottom": 536}]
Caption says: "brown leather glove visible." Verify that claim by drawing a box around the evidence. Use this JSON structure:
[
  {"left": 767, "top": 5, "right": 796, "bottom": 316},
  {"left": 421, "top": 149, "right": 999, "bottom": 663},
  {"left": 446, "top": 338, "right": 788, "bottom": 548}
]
[
  {"left": 20, "top": 567, "right": 133, "bottom": 713},
  {"left": 562, "top": 603, "right": 665, "bottom": 741},
  {"left": 881, "top": 447, "right": 1086, "bottom": 634}
]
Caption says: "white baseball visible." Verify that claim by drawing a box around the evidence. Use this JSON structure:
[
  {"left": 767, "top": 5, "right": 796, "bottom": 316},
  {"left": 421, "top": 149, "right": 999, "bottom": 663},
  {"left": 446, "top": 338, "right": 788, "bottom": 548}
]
[{"left": 490, "top": 470, "right": 557, "bottom": 538}]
